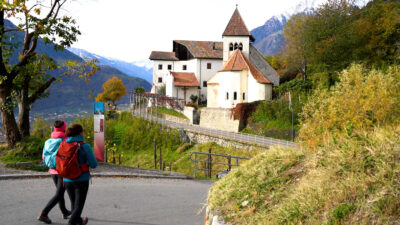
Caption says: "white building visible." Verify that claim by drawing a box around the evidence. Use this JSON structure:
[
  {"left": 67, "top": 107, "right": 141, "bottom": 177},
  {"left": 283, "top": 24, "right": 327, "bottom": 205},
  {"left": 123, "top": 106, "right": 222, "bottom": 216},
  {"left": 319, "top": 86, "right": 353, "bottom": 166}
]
[
  {"left": 149, "top": 41, "right": 223, "bottom": 103},
  {"left": 149, "top": 7, "right": 279, "bottom": 107}
]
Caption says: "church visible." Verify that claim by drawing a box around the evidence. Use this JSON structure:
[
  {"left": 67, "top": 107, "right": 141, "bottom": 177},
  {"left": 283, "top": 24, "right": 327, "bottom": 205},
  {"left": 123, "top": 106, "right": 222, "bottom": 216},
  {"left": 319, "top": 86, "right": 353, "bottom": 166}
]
[{"left": 149, "top": 7, "right": 279, "bottom": 108}]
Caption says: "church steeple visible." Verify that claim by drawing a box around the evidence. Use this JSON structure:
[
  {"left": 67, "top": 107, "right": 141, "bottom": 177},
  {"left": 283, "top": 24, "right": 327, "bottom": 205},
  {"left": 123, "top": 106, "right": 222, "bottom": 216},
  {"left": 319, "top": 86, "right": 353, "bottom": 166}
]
[
  {"left": 222, "top": 8, "right": 255, "bottom": 42},
  {"left": 222, "top": 7, "right": 254, "bottom": 64}
]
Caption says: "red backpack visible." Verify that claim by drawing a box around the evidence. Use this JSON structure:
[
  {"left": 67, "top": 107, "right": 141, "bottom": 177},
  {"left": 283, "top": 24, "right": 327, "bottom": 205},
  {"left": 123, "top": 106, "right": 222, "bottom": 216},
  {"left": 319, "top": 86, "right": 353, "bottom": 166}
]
[{"left": 56, "top": 141, "right": 89, "bottom": 179}]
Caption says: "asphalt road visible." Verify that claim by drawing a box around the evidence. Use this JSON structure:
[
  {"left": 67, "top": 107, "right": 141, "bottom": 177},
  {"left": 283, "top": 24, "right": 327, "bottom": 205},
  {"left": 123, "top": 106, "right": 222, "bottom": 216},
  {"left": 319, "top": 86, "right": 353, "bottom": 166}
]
[{"left": 0, "top": 178, "right": 213, "bottom": 225}]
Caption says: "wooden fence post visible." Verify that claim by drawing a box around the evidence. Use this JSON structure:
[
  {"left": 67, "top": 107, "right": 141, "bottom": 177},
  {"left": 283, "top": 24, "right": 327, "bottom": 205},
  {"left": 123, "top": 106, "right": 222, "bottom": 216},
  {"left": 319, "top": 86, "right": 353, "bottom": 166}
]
[{"left": 154, "top": 139, "right": 157, "bottom": 169}]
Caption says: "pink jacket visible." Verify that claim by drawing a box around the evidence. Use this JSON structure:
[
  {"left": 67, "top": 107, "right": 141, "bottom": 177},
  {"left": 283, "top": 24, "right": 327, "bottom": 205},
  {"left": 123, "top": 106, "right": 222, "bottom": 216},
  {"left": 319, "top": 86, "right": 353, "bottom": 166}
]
[{"left": 44, "top": 121, "right": 67, "bottom": 174}]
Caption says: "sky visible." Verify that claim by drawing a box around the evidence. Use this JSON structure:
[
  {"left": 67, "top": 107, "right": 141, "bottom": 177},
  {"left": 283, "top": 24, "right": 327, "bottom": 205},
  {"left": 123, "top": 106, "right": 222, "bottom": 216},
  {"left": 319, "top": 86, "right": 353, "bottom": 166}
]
[{"left": 64, "top": 0, "right": 367, "bottom": 62}]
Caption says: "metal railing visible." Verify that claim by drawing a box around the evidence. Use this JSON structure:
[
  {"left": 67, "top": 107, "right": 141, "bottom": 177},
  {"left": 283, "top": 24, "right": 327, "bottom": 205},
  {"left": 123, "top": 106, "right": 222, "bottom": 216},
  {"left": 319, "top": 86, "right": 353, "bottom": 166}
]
[
  {"left": 131, "top": 110, "right": 300, "bottom": 149},
  {"left": 189, "top": 151, "right": 250, "bottom": 178}
]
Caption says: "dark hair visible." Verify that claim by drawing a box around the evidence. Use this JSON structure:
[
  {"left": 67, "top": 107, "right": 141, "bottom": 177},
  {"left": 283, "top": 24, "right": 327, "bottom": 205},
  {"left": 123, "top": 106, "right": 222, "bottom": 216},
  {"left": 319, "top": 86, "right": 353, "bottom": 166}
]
[
  {"left": 66, "top": 124, "right": 84, "bottom": 137},
  {"left": 54, "top": 120, "right": 64, "bottom": 128}
]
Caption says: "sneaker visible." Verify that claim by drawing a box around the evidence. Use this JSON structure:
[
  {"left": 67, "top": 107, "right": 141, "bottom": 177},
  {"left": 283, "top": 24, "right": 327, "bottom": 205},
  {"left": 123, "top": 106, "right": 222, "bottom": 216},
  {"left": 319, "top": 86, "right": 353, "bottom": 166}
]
[
  {"left": 62, "top": 210, "right": 72, "bottom": 219},
  {"left": 81, "top": 217, "right": 88, "bottom": 225},
  {"left": 37, "top": 213, "right": 52, "bottom": 224}
]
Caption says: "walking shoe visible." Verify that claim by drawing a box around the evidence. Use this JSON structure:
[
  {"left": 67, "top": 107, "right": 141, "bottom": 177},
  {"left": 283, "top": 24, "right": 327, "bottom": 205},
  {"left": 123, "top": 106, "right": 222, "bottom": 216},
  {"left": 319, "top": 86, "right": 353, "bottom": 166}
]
[
  {"left": 81, "top": 217, "right": 88, "bottom": 225},
  {"left": 62, "top": 210, "right": 72, "bottom": 219},
  {"left": 37, "top": 213, "right": 52, "bottom": 224}
]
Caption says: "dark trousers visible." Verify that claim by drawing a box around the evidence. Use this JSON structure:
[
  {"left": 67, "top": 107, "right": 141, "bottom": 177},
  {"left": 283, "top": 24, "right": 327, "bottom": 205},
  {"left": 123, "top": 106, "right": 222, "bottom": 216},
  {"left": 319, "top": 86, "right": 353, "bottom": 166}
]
[
  {"left": 42, "top": 175, "right": 70, "bottom": 216},
  {"left": 65, "top": 181, "right": 89, "bottom": 225}
]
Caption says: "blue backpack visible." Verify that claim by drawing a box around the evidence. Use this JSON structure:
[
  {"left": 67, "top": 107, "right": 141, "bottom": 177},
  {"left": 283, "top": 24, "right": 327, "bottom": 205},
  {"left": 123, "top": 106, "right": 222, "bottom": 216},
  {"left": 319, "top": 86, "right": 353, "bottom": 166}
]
[{"left": 43, "top": 138, "right": 63, "bottom": 169}]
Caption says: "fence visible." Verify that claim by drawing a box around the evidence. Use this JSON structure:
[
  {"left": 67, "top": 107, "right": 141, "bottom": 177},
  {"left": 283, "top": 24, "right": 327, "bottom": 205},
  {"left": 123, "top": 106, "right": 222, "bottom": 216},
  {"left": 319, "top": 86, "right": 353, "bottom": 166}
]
[
  {"left": 189, "top": 150, "right": 250, "bottom": 178},
  {"left": 131, "top": 110, "right": 300, "bottom": 149}
]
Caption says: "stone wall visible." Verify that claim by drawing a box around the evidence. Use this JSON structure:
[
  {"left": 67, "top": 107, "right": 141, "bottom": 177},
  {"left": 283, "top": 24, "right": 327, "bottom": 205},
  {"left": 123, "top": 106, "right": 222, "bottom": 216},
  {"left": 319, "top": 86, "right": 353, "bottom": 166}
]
[{"left": 199, "top": 108, "right": 241, "bottom": 133}]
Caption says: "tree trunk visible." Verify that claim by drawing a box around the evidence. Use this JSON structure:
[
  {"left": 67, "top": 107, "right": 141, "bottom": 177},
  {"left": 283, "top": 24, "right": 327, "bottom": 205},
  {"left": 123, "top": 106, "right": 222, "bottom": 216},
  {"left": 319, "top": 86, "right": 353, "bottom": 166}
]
[
  {"left": 18, "top": 101, "right": 30, "bottom": 138},
  {"left": 0, "top": 87, "right": 21, "bottom": 147}
]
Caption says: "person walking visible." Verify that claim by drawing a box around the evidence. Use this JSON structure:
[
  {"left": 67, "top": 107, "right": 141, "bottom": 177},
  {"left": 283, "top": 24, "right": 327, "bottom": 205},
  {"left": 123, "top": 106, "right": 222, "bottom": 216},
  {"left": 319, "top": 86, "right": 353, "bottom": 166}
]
[
  {"left": 38, "top": 120, "right": 72, "bottom": 224},
  {"left": 63, "top": 124, "right": 98, "bottom": 225}
]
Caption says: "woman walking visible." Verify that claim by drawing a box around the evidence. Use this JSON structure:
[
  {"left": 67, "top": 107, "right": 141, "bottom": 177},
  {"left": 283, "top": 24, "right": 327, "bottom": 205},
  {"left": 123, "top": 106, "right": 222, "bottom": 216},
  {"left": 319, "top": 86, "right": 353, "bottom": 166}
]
[
  {"left": 63, "top": 124, "right": 98, "bottom": 225},
  {"left": 38, "top": 120, "right": 71, "bottom": 224}
]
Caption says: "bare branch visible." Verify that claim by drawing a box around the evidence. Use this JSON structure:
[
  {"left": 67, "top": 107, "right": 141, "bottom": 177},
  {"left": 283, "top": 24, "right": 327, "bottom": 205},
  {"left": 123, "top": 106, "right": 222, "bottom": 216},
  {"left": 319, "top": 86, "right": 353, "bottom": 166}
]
[{"left": 28, "top": 77, "right": 56, "bottom": 104}]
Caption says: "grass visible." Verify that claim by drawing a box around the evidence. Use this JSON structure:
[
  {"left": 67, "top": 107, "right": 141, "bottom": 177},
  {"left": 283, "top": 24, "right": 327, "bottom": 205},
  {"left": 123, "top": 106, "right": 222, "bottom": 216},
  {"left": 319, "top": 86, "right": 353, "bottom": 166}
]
[
  {"left": 242, "top": 119, "right": 299, "bottom": 141},
  {"left": 0, "top": 137, "right": 45, "bottom": 163},
  {"left": 109, "top": 142, "right": 259, "bottom": 178},
  {"left": 150, "top": 107, "right": 188, "bottom": 119},
  {"left": 207, "top": 126, "right": 400, "bottom": 224}
]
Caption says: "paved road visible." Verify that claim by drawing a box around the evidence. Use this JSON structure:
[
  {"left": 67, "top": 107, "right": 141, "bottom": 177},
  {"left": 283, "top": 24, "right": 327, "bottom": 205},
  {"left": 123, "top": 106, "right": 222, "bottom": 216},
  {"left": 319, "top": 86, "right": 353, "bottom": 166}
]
[
  {"left": 133, "top": 111, "right": 299, "bottom": 149},
  {"left": 0, "top": 178, "right": 213, "bottom": 225}
]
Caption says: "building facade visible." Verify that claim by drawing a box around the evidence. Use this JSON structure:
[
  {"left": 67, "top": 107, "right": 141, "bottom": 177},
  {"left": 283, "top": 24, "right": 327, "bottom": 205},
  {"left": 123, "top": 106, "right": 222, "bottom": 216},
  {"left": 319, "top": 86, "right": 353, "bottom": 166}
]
[{"left": 149, "top": 7, "right": 279, "bottom": 107}]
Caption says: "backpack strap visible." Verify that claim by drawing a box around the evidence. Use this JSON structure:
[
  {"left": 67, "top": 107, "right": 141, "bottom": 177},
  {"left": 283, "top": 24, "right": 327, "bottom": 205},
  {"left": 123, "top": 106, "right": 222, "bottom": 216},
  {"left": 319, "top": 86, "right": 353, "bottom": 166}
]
[{"left": 77, "top": 142, "right": 90, "bottom": 173}]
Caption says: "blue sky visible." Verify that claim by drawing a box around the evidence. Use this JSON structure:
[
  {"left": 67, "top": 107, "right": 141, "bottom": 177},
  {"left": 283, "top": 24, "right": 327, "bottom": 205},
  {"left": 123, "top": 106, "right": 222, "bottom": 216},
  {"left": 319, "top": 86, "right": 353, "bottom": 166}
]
[{"left": 65, "top": 0, "right": 368, "bottom": 62}]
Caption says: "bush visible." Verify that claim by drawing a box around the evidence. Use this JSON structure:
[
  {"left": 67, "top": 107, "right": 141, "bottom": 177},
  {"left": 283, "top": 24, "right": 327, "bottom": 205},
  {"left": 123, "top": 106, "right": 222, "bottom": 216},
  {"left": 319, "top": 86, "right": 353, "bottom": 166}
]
[
  {"left": 31, "top": 117, "right": 51, "bottom": 139},
  {"left": 299, "top": 64, "right": 400, "bottom": 148},
  {"left": 1, "top": 137, "right": 45, "bottom": 163}
]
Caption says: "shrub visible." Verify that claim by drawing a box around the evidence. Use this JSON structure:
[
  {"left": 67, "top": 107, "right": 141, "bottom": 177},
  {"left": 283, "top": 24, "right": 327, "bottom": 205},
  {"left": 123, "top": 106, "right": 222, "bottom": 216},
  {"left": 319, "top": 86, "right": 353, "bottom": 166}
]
[
  {"left": 299, "top": 64, "right": 400, "bottom": 148},
  {"left": 1, "top": 137, "right": 45, "bottom": 163},
  {"left": 31, "top": 117, "right": 51, "bottom": 139}
]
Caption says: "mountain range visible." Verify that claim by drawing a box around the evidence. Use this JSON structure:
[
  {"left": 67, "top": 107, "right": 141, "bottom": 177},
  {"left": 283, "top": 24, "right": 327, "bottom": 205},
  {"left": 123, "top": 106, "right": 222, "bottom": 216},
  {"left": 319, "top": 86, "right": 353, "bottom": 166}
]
[
  {"left": 68, "top": 48, "right": 153, "bottom": 83},
  {"left": 4, "top": 19, "right": 151, "bottom": 118},
  {"left": 251, "top": 15, "right": 288, "bottom": 56}
]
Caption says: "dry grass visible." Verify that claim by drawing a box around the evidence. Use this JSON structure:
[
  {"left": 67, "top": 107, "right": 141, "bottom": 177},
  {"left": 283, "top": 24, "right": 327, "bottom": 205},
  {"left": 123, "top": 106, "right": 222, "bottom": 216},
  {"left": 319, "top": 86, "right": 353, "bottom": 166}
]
[{"left": 207, "top": 126, "right": 400, "bottom": 224}]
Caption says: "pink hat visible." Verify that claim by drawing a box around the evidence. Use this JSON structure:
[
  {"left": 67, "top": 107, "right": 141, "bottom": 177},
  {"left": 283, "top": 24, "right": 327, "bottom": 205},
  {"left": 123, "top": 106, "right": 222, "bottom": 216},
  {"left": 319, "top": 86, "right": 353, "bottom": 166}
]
[{"left": 54, "top": 120, "right": 67, "bottom": 132}]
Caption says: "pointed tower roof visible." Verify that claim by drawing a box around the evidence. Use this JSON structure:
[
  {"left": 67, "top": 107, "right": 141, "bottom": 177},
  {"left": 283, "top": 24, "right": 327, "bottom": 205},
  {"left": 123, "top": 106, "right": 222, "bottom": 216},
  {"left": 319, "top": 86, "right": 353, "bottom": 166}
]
[
  {"left": 223, "top": 8, "right": 255, "bottom": 42},
  {"left": 219, "top": 50, "right": 271, "bottom": 84}
]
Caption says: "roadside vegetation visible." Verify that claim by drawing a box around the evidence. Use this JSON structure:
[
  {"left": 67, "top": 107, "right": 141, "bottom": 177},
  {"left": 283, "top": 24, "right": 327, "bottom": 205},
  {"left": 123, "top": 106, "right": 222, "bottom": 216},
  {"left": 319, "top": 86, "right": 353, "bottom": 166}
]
[
  {"left": 207, "top": 64, "right": 400, "bottom": 224},
  {"left": 148, "top": 107, "right": 188, "bottom": 119}
]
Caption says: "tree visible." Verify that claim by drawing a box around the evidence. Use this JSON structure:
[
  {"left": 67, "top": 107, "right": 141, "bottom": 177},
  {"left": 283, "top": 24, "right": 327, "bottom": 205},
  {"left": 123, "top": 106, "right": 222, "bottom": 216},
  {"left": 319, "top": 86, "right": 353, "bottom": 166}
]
[
  {"left": 13, "top": 54, "right": 98, "bottom": 137},
  {"left": 0, "top": 1, "right": 82, "bottom": 146},
  {"left": 134, "top": 86, "right": 145, "bottom": 94},
  {"left": 96, "top": 76, "right": 127, "bottom": 109},
  {"left": 157, "top": 84, "right": 166, "bottom": 96}
]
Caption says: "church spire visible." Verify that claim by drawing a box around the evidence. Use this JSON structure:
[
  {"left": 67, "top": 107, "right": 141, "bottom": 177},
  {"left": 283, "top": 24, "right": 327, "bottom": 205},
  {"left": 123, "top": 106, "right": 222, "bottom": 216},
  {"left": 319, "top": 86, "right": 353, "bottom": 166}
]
[{"left": 222, "top": 7, "right": 255, "bottom": 42}]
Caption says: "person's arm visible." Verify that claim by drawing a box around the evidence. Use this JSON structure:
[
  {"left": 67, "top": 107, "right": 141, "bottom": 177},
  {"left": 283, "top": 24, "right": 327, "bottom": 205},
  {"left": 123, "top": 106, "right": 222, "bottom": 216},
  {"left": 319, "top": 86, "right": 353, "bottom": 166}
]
[{"left": 82, "top": 143, "right": 98, "bottom": 168}]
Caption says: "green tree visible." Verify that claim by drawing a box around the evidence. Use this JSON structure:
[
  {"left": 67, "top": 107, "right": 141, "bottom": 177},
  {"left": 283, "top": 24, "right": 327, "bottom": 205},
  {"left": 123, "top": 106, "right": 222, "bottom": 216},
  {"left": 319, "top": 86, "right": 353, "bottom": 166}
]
[
  {"left": 157, "top": 84, "right": 166, "bottom": 96},
  {"left": 0, "top": 1, "right": 81, "bottom": 146},
  {"left": 96, "top": 76, "right": 127, "bottom": 109},
  {"left": 135, "top": 86, "right": 145, "bottom": 94}
]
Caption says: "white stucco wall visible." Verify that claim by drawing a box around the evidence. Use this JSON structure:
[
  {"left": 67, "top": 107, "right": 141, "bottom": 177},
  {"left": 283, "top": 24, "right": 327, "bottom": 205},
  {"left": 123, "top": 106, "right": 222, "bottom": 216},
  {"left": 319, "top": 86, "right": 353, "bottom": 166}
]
[
  {"left": 198, "top": 59, "right": 223, "bottom": 98},
  {"left": 152, "top": 60, "right": 175, "bottom": 93},
  {"left": 222, "top": 36, "right": 250, "bottom": 64}
]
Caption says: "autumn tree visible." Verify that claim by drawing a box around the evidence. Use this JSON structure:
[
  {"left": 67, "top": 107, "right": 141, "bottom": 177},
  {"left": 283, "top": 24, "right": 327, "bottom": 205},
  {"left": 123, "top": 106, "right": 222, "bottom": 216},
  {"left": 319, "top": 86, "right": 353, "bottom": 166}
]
[{"left": 96, "top": 76, "right": 127, "bottom": 109}]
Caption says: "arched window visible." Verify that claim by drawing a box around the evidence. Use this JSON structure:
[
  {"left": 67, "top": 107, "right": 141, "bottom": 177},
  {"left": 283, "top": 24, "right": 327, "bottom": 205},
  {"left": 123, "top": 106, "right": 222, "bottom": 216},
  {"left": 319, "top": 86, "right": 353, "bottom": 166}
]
[
  {"left": 229, "top": 43, "right": 233, "bottom": 51},
  {"left": 234, "top": 43, "right": 238, "bottom": 50},
  {"left": 238, "top": 43, "right": 243, "bottom": 51}
]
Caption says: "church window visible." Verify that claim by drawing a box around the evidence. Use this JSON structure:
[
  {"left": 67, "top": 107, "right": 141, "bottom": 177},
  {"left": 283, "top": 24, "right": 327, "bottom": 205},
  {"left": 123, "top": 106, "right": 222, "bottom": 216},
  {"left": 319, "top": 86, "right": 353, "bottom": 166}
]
[
  {"left": 203, "top": 81, "right": 207, "bottom": 87},
  {"left": 168, "top": 64, "right": 172, "bottom": 70},
  {"left": 229, "top": 43, "right": 233, "bottom": 51},
  {"left": 243, "top": 92, "right": 246, "bottom": 100},
  {"left": 158, "top": 64, "right": 163, "bottom": 70},
  {"left": 158, "top": 77, "right": 163, "bottom": 83},
  {"left": 226, "top": 92, "right": 229, "bottom": 100},
  {"left": 239, "top": 43, "right": 243, "bottom": 51},
  {"left": 234, "top": 43, "right": 238, "bottom": 50},
  {"left": 234, "top": 92, "right": 237, "bottom": 100},
  {"left": 183, "top": 65, "right": 187, "bottom": 70},
  {"left": 207, "top": 63, "right": 212, "bottom": 69}
]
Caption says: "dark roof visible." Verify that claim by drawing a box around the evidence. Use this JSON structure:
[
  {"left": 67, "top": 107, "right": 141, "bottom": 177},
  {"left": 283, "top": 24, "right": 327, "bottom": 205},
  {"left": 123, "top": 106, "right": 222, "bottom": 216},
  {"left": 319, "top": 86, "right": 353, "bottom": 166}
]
[
  {"left": 171, "top": 72, "right": 200, "bottom": 87},
  {"left": 149, "top": 51, "right": 178, "bottom": 61},
  {"left": 222, "top": 8, "right": 255, "bottom": 42},
  {"left": 173, "top": 40, "right": 223, "bottom": 59},
  {"left": 219, "top": 50, "right": 271, "bottom": 84}
]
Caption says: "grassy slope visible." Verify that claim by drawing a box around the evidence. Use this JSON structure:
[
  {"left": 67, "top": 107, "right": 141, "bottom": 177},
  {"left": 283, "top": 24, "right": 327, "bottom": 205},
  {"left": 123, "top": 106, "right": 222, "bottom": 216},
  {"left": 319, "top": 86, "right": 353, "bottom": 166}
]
[{"left": 207, "top": 126, "right": 400, "bottom": 224}]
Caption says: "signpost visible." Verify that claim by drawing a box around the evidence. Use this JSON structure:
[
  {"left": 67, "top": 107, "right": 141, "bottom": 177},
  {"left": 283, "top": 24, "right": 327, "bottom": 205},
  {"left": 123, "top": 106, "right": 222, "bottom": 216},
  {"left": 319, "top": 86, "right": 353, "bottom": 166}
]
[{"left": 94, "top": 102, "right": 105, "bottom": 162}]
